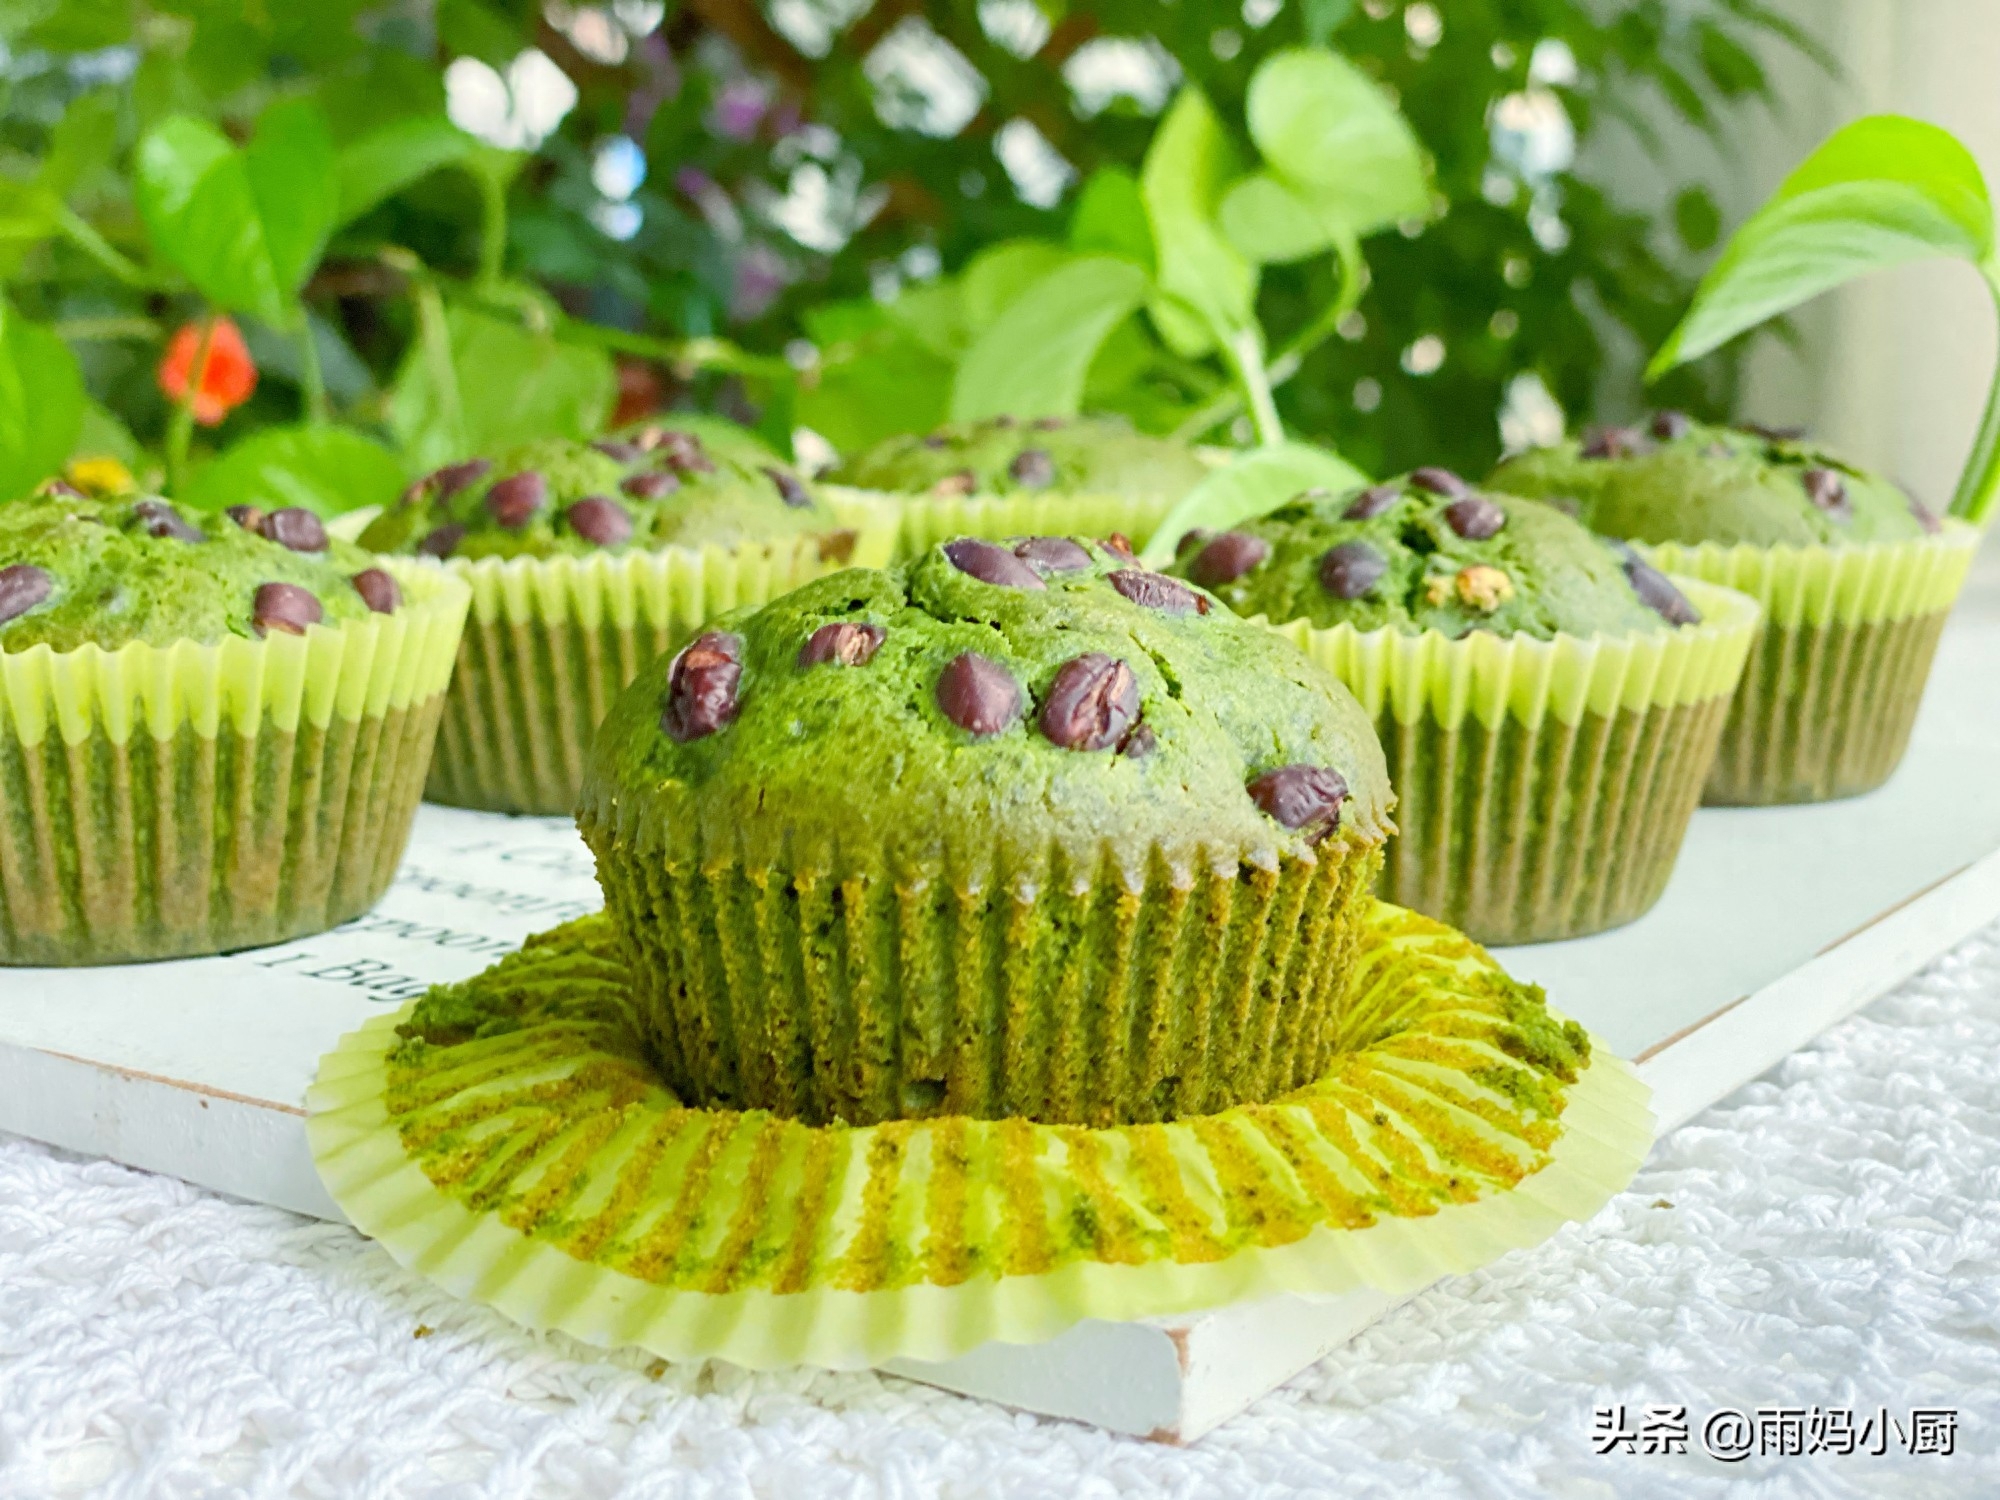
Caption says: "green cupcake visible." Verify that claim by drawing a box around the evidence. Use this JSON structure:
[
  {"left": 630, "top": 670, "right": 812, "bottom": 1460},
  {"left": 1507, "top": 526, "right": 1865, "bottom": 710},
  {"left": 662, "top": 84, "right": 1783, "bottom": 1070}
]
[
  {"left": 826, "top": 414, "right": 1212, "bottom": 557},
  {"left": 356, "top": 422, "right": 898, "bottom": 816},
  {"left": 0, "top": 489, "right": 468, "bottom": 964},
  {"left": 578, "top": 534, "right": 1393, "bottom": 1127},
  {"left": 1167, "top": 471, "right": 1759, "bottom": 945},
  {"left": 1493, "top": 415, "right": 1978, "bottom": 804}
]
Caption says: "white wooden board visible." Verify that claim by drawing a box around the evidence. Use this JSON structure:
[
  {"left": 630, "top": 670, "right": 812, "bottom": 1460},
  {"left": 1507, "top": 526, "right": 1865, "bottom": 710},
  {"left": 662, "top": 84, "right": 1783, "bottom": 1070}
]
[{"left": 4, "top": 576, "right": 1998, "bottom": 1442}]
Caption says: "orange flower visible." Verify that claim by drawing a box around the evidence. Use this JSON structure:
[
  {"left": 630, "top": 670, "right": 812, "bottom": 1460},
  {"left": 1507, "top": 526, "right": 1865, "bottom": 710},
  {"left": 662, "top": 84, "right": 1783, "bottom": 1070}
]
[{"left": 157, "top": 317, "right": 257, "bottom": 425}]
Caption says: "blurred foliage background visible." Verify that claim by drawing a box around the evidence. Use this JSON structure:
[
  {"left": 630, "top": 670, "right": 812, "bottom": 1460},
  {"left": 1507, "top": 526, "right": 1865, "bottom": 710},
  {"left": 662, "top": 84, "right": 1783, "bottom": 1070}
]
[{"left": 0, "top": 0, "right": 1827, "bottom": 503}]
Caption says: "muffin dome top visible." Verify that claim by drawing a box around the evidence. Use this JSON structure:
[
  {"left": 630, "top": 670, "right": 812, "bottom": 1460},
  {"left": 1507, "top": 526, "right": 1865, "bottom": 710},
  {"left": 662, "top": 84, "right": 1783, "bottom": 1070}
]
[
  {"left": 1165, "top": 470, "right": 1697, "bottom": 642},
  {"left": 582, "top": 535, "right": 1393, "bottom": 876},
  {"left": 1491, "top": 413, "right": 1940, "bottom": 547},
  {"left": 358, "top": 424, "right": 848, "bottom": 562},
  {"left": 0, "top": 489, "right": 400, "bottom": 653},
  {"left": 828, "top": 414, "right": 1210, "bottom": 503}
]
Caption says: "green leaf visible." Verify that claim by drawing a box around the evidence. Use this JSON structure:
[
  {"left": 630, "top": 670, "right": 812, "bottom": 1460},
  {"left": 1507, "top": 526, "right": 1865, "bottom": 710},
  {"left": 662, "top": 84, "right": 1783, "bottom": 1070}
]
[
  {"left": 179, "top": 424, "right": 409, "bottom": 518},
  {"left": 950, "top": 257, "right": 1153, "bottom": 423},
  {"left": 388, "top": 304, "right": 616, "bottom": 472},
  {"left": 1142, "top": 87, "right": 1257, "bottom": 356},
  {"left": 1673, "top": 186, "right": 1722, "bottom": 253},
  {"left": 73, "top": 400, "right": 142, "bottom": 466},
  {"left": 40, "top": 89, "right": 121, "bottom": 198},
  {"left": 0, "top": 308, "right": 85, "bottom": 502},
  {"left": 136, "top": 100, "right": 339, "bottom": 325},
  {"left": 1069, "top": 167, "right": 1155, "bottom": 273},
  {"left": 1650, "top": 115, "right": 1995, "bottom": 378},
  {"left": 1245, "top": 47, "right": 1430, "bottom": 239},
  {"left": 335, "top": 114, "right": 478, "bottom": 228},
  {"left": 800, "top": 298, "right": 955, "bottom": 452},
  {"left": 1138, "top": 441, "right": 1368, "bottom": 567},
  {"left": 1219, "top": 172, "right": 1338, "bottom": 264},
  {"left": 960, "top": 239, "right": 1074, "bottom": 331},
  {"left": 1301, "top": 0, "right": 1354, "bottom": 47}
]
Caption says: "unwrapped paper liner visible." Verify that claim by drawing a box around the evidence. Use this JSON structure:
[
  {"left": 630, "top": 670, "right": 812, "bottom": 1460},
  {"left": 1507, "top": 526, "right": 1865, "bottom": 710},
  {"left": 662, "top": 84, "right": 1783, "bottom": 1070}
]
[
  {"left": 0, "top": 560, "right": 470, "bottom": 964},
  {"left": 306, "top": 902, "right": 1653, "bottom": 1371},
  {"left": 1643, "top": 523, "right": 1979, "bottom": 805},
  {"left": 821, "top": 484, "right": 1185, "bottom": 561},
  {"left": 1270, "top": 579, "right": 1760, "bottom": 944},
  {"left": 426, "top": 493, "right": 899, "bottom": 815}
]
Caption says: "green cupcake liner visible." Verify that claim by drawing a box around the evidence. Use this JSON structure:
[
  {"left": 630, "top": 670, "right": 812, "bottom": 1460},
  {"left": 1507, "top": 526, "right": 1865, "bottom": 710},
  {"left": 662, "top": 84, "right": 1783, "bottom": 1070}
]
[
  {"left": 1644, "top": 524, "right": 1979, "bottom": 805},
  {"left": 0, "top": 560, "right": 470, "bottom": 965},
  {"left": 1272, "top": 578, "right": 1761, "bottom": 946},
  {"left": 821, "top": 485, "right": 1185, "bottom": 561},
  {"left": 426, "top": 496, "right": 899, "bottom": 816},
  {"left": 580, "top": 792, "right": 1385, "bottom": 1126},
  {"left": 306, "top": 901, "right": 1653, "bottom": 1371}
]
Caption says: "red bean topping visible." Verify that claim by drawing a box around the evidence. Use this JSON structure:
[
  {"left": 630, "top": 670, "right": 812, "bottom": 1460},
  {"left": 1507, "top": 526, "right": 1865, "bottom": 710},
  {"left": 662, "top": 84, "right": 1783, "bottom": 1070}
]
[
  {"left": 798, "top": 621, "right": 885, "bottom": 668},
  {"left": 1246, "top": 765, "right": 1350, "bottom": 842},
  {"left": 1109, "top": 568, "right": 1207, "bottom": 615},
  {"left": 1444, "top": 495, "right": 1506, "bottom": 540},
  {"left": 0, "top": 564, "right": 54, "bottom": 625},
  {"left": 1040, "top": 653, "right": 1140, "bottom": 751},
  {"left": 661, "top": 630, "right": 743, "bottom": 742},
  {"left": 485, "top": 471, "right": 548, "bottom": 530},
  {"left": 763, "top": 466, "right": 814, "bottom": 508},
  {"left": 621, "top": 470, "right": 680, "bottom": 500},
  {"left": 567, "top": 496, "right": 634, "bottom": 547},
  {"left": 131, "top": 499, "right": 204, "bottom": 543},
  {"left": 1802, "top": 467, "right": 1851, "bottom": 520},
  {"left": 261, "top": 506, "right": 329, "bottom": 553},
  {"left": 418, "top": 523, "right": 465, "bottom": 559},
  {"left": 351, "top": 569, "right": 401, "bottom": 614},
  {"left": 1319, "top": 541, "right": 1387, "bottom": 600},
  {"left": 252, "top": 582, "right": 322, "bottom": 637},
  {"left": 1651, "top": 410, "right": 1692, "bottom": 440},
  {"left": 1188, "top": 531, "right": 1269, "bottom": 588},
  {"left": 1409, "top": 467, "right": 1469, "bottom": 498},
  {"left": 1008, "top": 448, "right": 1056, "bottom": 488},
  {"left": 1343, "top": 484, "right": 1401, "bottom": 520},
  {"left": 224, "top": 504, "right": 264, "bottom": 532},
  {"left": 936, "top": 651, "right": 1022, "bottom": 737},
  {"left": 1012, "top": 536, "right": 1093, "bottom": 574},
  {"left": 944, "top": 537, "right": 1046, "bottom": 590}
]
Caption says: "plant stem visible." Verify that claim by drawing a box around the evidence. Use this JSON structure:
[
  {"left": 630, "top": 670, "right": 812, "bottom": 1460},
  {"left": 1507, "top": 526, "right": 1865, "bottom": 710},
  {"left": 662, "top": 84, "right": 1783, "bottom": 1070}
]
[
  {"left": 549, "top": 318, "right": 795, "bottom": 381},
  {"left": 1174, "top": 237, "right": 1364, "bottom": 444},
  {"left": 1948, "top": 259, "right": 2000, "bottom": 525},
  {"left": 53, "top": 206, "right": 155, "bottom": 289},
  {"left": 476, "top": 168, "right": 508, "bottom": 291},
  {"left": 411, "top": 272, "right": 465, "bottom": 445},
  {"left": 1222, "top": 326, "right": 1285, "bottom": 447},
  {"left": 296, "top": 310, "right": 329, "bottom": 425},
  {"left": 164, "top": 318, "right": 215, "bottom": 495},
  {"left": 54, "top": 316, "right": 160, "bottom": 342}
]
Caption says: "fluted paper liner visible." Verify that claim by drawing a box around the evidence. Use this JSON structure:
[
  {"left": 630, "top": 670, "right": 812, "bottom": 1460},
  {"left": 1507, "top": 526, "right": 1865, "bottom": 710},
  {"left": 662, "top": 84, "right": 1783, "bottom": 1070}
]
[
  {"left": 426, "top": 494, "right": 899, "bottom": 815},
  {"left": 583, "top": 820, "right": 1383, "bottom": 1128},
  {"left": 1272, "top": 579, "right": 1760, "bottom": 944},
  {"left": 821, "top": 484, "right": 1185, "bottom": 561},
  {"left": 0, "top": 561, "right": 470, "bottom": 964},
  {"left": 306, "top": 902, "right": 1653, "bottom": 1371},
  {"left": 1644, "top": 523, "right": 1979, "bottom": 805}
]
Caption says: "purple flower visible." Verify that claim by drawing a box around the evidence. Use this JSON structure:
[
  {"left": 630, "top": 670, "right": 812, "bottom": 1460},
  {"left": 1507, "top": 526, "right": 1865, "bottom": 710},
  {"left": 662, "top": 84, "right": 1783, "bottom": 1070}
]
[{"left": 710, "top": 80, "right": 768, "bottom": 141}]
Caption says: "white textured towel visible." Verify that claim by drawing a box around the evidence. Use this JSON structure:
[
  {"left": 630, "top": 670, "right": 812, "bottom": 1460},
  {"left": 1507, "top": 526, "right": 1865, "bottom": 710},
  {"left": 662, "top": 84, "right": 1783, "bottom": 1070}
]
[{"left": 5, "top": 923, "right": 2000, "bottom": 1498}]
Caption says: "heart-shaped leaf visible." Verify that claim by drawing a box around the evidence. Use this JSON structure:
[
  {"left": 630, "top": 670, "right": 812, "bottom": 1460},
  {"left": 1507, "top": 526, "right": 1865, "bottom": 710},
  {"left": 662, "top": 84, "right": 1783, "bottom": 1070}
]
[
  {"left": 1142, "top": 87, "right": 1257, "bottom": 357},
  {"left": 1220, "top": 171, "right": 1340, "bottom": 264},
  {"left": 335, "top": 114, "right": 479, "bottom": 228},
  {"left": 950, "top": 256, "right": 1153, "bottom": 422},
  {"left": 137, "top": 99, "right": 338, "bottom": 326},
  {"left": 0, "top": 306, "right": 84, "bottom": 502},
  {"left": 389, "top": 303, "right": 616, "bottom": 472},
  {"left": 1246, "top": 48, "right": 1430, "bottom": 239},
  {"left": 1069, "top": 167, "right": 1156, "bottom": 273},
  {"left": 960, "top": 239, "right": 1075, "bottom": 332},
  {"left": 1139, "top": 440, "right": 1369, "bottom": 566},
  {"left": 179, "top": 424, "right": 409, "bottom": 519},
  {"left": 1650, "top": 115, "right": 1996, "bottom": 377}
]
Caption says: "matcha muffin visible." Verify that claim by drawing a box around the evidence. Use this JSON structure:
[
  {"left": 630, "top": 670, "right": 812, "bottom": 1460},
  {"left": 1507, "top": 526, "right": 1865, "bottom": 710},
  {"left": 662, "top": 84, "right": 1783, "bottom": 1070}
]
[
  {"left": 826, "top": 414, "right": 1211, "bottom": 557},
  {"left": 578, "top": 535, "right": 1393, "bottom": 1127},
  {"left": 1494, "top": 415, "right": 1979, "bottom": 803},
  {"left": 356, "top": 422, "right": 897, "bottom": 815},
  {"left": 1167, "top": 471, "right": 1759, "bottom": 944},
  {"left": 0, "top": 489, "right": 468, "bottom": 964}
]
